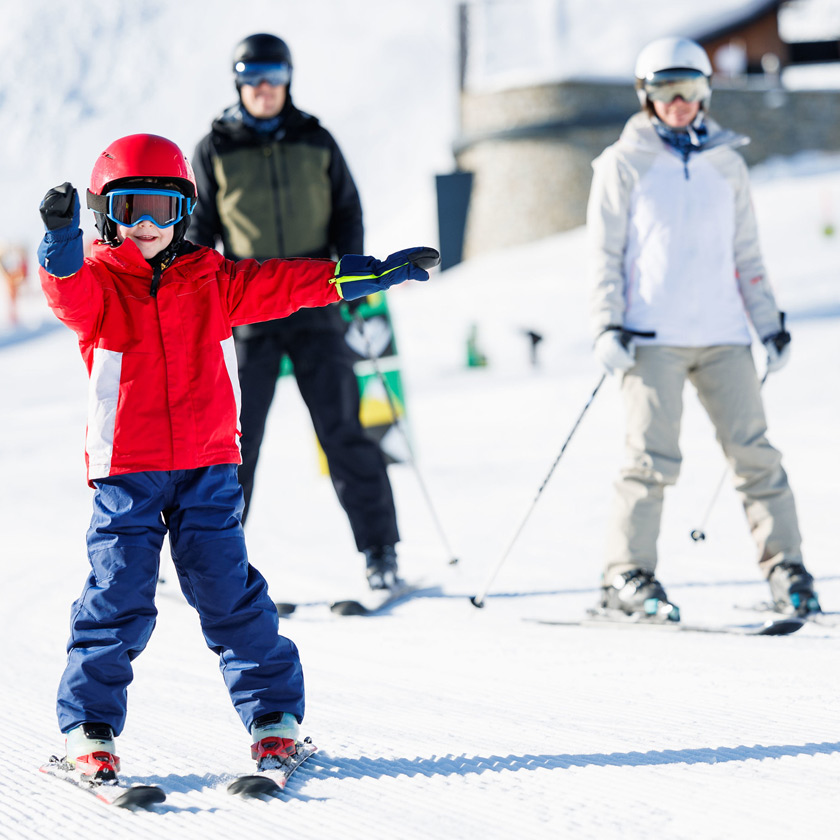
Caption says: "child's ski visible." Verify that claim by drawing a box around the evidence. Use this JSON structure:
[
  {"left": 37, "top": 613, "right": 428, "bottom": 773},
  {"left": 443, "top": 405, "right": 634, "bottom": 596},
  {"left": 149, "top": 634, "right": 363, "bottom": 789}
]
[{"left": 40, "top": 756, "right": 166, "bottom": 809}]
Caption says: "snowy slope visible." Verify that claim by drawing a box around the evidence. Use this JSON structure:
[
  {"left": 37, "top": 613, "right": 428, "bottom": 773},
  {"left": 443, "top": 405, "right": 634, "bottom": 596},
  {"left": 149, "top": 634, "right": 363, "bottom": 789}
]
[
  {"left": 2, "top": 158, "right": 839, "bottom": 839},
  {"left": 2, "top": 0, "right": 840, "bottom": 836}
]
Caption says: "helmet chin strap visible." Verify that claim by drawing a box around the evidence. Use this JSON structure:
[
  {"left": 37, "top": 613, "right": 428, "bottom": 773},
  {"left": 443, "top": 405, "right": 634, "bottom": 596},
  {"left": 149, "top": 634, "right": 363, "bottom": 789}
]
[{"left": 93, "top": 213, "right": 118, "bottom": 245}]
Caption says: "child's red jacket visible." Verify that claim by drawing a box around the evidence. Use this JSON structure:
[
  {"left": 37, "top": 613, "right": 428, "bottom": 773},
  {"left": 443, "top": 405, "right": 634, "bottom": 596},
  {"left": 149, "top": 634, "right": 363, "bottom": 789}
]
[{"left": 40, "top": 239, "right": 339, "bottom": 483}]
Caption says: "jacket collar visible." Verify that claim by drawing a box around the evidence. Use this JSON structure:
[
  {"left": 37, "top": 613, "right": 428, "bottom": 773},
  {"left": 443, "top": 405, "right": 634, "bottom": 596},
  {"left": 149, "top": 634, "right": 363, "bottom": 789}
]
[
  {"left": 91, "top": 239, "right": 205, "bottom": 284},
  {"left": 620, "top": 111, "right": 749, "bottom": 155},
  {"left": 210, "top": 96, "right": 320, "bottom": 142}
]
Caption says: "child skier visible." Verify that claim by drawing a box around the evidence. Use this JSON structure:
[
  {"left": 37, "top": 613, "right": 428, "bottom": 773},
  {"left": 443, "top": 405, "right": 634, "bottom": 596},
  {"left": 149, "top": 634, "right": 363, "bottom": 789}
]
[{"left": 37, "top": 133, "right": 438, "bottom": 786}]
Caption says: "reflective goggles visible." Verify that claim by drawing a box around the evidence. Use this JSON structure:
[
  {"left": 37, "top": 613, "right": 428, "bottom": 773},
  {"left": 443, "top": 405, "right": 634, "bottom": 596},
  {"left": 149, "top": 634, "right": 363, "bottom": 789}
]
[
  {"left": 105, "top": 189, "right": 195, "bottom": 229},
  {"left": 234, "top": 61, "right": 292, "bottom": 88},
  {"left": 642, "top": 69, "right": 711, "bottom": 103}
]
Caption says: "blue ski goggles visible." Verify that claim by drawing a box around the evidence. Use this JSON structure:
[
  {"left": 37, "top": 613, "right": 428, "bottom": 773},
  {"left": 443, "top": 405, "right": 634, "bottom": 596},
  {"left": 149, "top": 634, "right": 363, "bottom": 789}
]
[
  {"left": 104, "top": 189, "right": 196, "bottom": 229},
  {"left": 234, "top": 61, "right": 292, "bottom": 88},
  {"left": 642, "top": 69, "right": 710, "bottom": 103}
]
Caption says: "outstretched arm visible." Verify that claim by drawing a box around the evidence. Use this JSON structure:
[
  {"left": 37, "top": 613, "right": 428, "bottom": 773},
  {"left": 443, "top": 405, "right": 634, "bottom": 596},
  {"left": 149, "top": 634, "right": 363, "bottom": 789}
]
[{"left": 226, "top": 246, "right": 440, "bottom": 327}]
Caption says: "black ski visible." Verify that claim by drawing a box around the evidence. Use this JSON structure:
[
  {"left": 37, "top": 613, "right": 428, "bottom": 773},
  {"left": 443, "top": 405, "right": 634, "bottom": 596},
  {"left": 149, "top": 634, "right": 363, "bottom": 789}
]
[
  {"left": 40, "top": 757, "right": 166, "bottom": 809},
  {"left": 527, "top": 610, "right": 804, "bottom": 636},
  {"left": 227, "top": 740, "right": 317, "bottom": 798},
  {"left": 274, "top": 582, "right": 436, "bottom": 618},
  {"left": 330, "top": 580, "right": 430, "bottom": 616}
]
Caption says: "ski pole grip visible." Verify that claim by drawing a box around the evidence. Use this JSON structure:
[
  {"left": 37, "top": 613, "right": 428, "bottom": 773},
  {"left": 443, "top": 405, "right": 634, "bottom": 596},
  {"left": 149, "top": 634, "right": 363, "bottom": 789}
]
[{"left": 602, "top": 325, "right": 657, "bottom": 349}]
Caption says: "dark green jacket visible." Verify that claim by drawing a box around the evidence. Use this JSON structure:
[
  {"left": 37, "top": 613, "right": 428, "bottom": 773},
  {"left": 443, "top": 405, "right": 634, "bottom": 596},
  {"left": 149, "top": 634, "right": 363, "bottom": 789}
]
[{"left": 188, "top": 98, "right": 363, "bottom": 333}]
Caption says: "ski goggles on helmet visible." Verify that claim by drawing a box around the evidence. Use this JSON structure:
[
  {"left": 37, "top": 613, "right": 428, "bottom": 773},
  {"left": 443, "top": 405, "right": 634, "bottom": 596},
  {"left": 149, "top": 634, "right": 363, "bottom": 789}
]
[
  {"left": 234, "top": 61, "right": 292, "bottom": 88},
  {"left": 103, "top": 189, "right": 195, "bottom": 229},
  {"left": 642, "top": 69, "right": 711, "bottom": 104}
]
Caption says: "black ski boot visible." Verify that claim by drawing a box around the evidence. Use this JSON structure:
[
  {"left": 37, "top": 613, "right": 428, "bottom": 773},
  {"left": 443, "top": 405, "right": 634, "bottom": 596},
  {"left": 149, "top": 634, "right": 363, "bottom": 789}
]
[
  {"left": 364, "top": 545, "right": 399, "bottom": 591},
  {"left": 601, "top": 569, "right": 680, "bottom": 622},
  {"left": 768, "top": 561, "right": 821, "bottom": 617}
]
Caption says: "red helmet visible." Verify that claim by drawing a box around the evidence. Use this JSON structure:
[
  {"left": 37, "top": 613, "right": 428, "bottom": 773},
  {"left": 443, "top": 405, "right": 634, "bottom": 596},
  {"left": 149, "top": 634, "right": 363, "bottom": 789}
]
[{"left": 89, "top": 134, "right": 197, "bottom": 198}]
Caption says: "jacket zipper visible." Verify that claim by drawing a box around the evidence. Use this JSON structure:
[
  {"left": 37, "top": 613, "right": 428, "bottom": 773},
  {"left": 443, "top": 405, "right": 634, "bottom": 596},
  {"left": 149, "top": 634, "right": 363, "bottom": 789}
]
[
  {"left": 151, "top": 263, "right": 162, "bottom": 297},
  {"left": 264, "top": 144, "right": 286, "bottom": 256}
]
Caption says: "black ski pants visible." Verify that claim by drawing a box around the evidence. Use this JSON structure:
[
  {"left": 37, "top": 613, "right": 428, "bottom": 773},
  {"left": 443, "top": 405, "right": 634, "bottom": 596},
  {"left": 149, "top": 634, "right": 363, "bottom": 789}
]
[{"left": 233, "top": 318, "right": 399, "bottom": 552}]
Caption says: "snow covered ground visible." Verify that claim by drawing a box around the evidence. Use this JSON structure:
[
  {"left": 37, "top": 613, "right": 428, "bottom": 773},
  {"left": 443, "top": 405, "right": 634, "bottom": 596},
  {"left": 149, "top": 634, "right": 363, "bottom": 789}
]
[
  {"left": 2, "top": 0, "right": 840, "bottom": 835},
  {"left": 1, "top": 156, "right": 839, "bottom": 838}
]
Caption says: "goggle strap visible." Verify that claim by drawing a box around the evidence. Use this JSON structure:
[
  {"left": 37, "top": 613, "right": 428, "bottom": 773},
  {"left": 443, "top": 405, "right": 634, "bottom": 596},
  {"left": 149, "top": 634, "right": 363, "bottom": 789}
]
[{"left": 86, "top": 190, "right": 109, "bottom": 214}]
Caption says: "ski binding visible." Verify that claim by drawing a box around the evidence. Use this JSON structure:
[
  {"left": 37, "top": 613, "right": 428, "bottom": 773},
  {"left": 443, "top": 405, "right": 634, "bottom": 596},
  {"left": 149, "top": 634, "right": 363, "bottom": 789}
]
[
  {"left": 40, "top": 756, "right": 166, "bottom": 809},
  {"left": 227, "top": 739, "right": 317, "bottom": 798}
]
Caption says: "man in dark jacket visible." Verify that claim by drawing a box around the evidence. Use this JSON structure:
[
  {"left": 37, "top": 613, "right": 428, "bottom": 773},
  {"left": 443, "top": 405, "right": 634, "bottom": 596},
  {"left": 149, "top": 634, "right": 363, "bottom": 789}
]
[{"left": 188, "top": 33, "right": 401, "bottom": 591}]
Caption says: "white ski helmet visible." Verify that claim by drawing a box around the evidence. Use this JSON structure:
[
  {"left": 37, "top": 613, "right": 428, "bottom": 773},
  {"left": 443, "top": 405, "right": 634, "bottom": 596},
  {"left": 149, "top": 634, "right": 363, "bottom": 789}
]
[{"left": 634, "top": 37, "right": 713, "bottom": 110}]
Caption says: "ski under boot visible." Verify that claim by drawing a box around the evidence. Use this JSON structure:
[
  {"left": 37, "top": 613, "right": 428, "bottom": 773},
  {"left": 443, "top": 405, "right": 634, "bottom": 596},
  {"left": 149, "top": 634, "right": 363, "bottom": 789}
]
[
  {"left": 250, "top": 712, "right": 300, "bottom": 771},
  {"left": 63, "top": 722, "right": 120, "bottom": 783},
  {"left": 601, "top": 569, "right": 680, "bottom": 622},
  {"left": 364, "top": 545, "right": 400, "bottom": 591},
  {"left": 768, "top": 561, "right": 821, "bottom": 617}
]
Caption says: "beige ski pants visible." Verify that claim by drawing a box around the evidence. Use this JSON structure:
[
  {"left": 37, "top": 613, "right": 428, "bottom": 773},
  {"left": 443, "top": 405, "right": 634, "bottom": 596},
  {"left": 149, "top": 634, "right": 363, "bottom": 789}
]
[{"left": 605, "top": 345, "right": 802, "bottom": 579}]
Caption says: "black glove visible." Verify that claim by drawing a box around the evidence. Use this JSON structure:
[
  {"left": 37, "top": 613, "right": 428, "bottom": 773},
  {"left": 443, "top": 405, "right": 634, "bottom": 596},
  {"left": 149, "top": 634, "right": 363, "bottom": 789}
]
[
  {"left": 39, "top": 182, "right": 79, "bottom": 231},
  {"left": 762, "top": 313, "right": 791, "bottom": 373},
  {"left": 405, "top": 246, "right": 441, "bottom": 271}
]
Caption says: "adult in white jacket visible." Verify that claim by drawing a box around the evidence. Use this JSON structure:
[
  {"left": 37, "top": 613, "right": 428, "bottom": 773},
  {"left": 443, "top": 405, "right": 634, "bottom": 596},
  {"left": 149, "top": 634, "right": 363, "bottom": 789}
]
[{"left": 587, "top": 37, "right": 820, "bottom": 621}]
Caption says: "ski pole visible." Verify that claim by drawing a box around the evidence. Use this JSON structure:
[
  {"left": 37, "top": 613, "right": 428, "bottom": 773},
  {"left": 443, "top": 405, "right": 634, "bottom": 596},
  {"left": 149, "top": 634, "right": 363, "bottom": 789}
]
[
  {"left": 352, "top": 313, "right": 460, "bottom": 566},
  {"left": 471, "top": 373, "right": 606, "bottom": 608},
  {"left": 689, "top": 369, "right": 769, "bottom": 542}
]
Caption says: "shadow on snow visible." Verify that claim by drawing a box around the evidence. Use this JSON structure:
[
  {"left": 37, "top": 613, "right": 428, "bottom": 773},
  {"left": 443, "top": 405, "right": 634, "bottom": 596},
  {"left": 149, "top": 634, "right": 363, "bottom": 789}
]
[
  {"left": 55, "top": 742, "right": 840, "bottom": 812},
  {"left": 308, "top": 740, "right": 840, "bottom": 782}
]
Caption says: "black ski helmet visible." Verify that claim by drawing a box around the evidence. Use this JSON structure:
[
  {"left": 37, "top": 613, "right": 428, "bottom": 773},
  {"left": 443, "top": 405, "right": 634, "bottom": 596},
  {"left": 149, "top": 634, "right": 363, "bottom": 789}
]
[{"left": 233, "top": 33, "right": 293, "bottom": 88}]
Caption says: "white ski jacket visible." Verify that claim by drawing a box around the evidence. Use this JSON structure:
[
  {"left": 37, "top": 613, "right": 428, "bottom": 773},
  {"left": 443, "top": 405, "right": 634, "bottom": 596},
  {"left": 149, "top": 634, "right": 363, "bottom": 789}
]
[{"left": 587, "top": 112, "right": 782, "bottom": 346}]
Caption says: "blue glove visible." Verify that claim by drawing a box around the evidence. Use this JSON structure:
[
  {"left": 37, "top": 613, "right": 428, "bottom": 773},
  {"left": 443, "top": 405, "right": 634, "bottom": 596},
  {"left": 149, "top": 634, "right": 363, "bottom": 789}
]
[
  {"left": 38, "top": 183, "right": 84, "bottom": 277},
  {"left": 332, "top": 246, "right": 440, "bottom": 301}
]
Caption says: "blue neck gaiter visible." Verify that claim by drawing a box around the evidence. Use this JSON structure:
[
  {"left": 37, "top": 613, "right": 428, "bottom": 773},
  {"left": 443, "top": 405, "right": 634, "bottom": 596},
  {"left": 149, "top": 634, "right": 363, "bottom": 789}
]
[
  {"left": 239, "top": 104, "right": 284, "bottom": 137},
  {"left": 652, "top": 115, "right": 709, "bottom": 160}
]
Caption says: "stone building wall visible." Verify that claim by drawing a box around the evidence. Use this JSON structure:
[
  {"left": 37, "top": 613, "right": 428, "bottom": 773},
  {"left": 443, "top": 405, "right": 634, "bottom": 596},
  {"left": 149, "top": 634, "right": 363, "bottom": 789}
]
[{"left": 454, "top": 79, "right": 840, "bottom": 259}]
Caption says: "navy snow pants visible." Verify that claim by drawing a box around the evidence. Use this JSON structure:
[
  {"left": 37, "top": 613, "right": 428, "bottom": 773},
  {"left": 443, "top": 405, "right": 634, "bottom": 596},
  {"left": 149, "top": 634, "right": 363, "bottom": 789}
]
[{"left": 56, "top": 465, "right": 304, "bottom": 736}]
